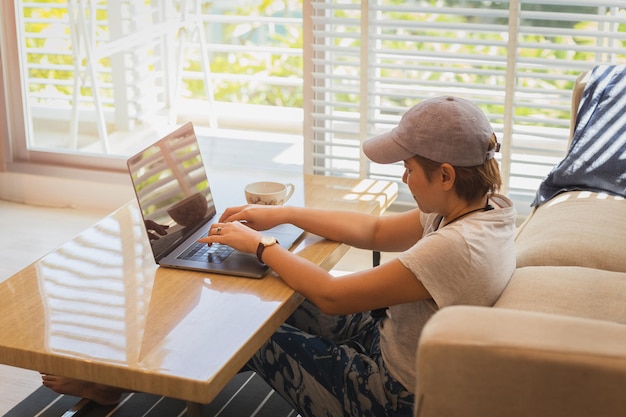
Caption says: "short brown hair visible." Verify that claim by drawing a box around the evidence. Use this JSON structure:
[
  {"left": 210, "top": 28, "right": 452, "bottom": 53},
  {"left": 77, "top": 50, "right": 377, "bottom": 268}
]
[{"left": 412, "top": 134, "right": 502, "bottom": 202}]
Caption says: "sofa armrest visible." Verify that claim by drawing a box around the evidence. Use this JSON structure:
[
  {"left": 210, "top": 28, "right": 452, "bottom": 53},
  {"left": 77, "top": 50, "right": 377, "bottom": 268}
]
[{"left": 415, "top": 306, "right": 626, "bottom": 417}]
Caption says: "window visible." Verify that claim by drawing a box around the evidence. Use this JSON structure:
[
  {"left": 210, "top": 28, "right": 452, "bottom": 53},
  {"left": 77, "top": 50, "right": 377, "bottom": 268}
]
[
  {"left": 2, "top": 1, "right": 625, "bottom": 214},
  {"left": 304, "top": 0, "right": 626, "bottom": 213},
  {"left": 2, "top": 0, "right": 303, "bottom": 171}
]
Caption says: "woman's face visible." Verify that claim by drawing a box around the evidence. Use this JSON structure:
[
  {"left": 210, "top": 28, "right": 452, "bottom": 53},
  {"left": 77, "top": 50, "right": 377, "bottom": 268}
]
[{"left": 402, "top": 158, "right": 440, "bottom": 213}]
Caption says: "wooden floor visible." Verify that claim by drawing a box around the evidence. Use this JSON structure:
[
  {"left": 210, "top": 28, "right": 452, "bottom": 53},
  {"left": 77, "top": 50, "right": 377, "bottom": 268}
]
[{"left": 0, "top": 198, "right": 396, "bottom": 415}]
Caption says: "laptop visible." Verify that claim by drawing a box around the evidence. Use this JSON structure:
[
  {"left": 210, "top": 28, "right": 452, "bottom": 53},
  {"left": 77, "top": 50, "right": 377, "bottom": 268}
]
[{"left": 126, "top": 122, "right": 303, "bottom": 278}]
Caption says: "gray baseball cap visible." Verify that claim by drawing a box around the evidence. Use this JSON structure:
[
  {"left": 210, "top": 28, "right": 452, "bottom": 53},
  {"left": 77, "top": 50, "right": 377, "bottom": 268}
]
[{"left": 363, "top": 96, "right": 497, "bottom": 166}]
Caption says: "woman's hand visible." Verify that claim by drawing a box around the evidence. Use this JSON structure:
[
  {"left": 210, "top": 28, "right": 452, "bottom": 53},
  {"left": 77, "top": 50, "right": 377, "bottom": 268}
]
[
  {"left": 218, "top": 204, "right": 286, "bottom": 231},
  {"left": 197, "top": 220, "right": 264, "bottom": 255}
]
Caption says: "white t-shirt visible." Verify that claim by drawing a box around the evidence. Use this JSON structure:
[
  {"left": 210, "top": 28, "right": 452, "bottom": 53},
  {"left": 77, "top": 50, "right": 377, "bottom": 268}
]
[{"left": 378, "top": 194, "right": 517, "bottom": 392}]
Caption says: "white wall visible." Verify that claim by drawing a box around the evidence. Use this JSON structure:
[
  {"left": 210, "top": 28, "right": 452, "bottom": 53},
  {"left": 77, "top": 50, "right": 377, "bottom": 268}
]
[{"left": 0, "top": 171, "right": 133, "bottom": 211}]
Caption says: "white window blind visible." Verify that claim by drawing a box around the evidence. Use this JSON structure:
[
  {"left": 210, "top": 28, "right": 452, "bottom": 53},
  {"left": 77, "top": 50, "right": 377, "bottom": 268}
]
[{"left": 303, "top": 0, "right": 626, "bottom": 215}]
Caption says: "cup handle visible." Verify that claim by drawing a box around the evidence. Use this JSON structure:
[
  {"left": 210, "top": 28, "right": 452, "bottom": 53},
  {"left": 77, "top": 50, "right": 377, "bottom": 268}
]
[{"left": 284, "top": 183, "right": 295, "bottom": 203}]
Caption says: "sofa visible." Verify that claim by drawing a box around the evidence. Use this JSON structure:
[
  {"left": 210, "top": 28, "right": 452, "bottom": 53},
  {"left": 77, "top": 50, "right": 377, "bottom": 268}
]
[{"left": 413, "top": 65, "right": 626, "bottom": 417}]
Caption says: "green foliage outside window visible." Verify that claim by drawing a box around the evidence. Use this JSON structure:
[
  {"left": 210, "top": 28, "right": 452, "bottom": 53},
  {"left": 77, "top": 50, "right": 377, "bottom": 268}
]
[
  {"left": 183, "top": 0, "right": 303, "bottom": 107},
  {"left": 18, "top": 0, "right": 625, "bottom": 127}
]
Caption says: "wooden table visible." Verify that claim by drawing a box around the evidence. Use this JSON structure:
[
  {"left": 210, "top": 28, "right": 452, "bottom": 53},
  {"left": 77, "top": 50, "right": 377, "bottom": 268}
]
[{"left": 0, "top": 174, "right": 397, "bottom": 412}]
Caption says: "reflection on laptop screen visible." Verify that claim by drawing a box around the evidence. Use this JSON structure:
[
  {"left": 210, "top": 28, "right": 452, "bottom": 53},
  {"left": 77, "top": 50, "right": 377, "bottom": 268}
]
[{"left": 127, "top": 123, "right": 217, "bottom": 261}]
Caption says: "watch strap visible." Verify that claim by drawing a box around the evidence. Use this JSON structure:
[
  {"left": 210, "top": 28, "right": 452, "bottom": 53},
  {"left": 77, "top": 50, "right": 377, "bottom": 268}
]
[{"left": 256, "top": 237, "right": 278, "bottom": 264}]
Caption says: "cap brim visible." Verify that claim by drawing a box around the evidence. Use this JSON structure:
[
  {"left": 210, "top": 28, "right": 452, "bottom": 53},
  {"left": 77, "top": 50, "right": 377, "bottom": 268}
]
[{"left": 363, "top": 129, "right": 415, "bottom": 164}]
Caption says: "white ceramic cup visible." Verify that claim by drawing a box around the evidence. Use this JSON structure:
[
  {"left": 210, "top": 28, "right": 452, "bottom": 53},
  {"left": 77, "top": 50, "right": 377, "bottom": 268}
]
[{"left": 245, "top": 181, "right": 295, "bottom": 205}]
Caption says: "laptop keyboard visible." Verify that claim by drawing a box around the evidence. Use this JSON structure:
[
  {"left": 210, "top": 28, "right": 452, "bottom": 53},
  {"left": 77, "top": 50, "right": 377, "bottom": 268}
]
[{"left": 178, "top": 242, "right": 234, "bottom": 264}]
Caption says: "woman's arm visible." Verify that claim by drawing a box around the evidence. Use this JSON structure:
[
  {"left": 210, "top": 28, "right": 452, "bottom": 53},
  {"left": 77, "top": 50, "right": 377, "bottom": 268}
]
[
  {"left": 262, "top": 243, "right": 432, "bottom": 314},
  {"left": 198, "top": 219, "right": 430, "bottom": 314},
  {"left": 219, "top": 205, "right": 423, "bottom": 252}
]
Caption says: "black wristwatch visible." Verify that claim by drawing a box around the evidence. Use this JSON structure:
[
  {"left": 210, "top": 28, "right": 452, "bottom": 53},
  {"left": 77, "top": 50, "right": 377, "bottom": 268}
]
[{"left": 256, "top": 236, "right": 278, "bottom": 264}]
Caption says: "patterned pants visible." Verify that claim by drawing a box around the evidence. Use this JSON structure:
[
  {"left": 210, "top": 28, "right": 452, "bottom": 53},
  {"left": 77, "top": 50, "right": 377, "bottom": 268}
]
[{"left": 244, "top": 300, "right": 414, "bottom": 417}]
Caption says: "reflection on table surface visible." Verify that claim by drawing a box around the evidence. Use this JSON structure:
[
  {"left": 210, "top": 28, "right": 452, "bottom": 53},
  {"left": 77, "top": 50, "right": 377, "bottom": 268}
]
[{"left": 0, "top": 174, "right": 398, "bottom": 403}]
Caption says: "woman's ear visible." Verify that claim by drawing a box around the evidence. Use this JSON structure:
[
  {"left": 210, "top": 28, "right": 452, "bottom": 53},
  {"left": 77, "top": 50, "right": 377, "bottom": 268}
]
[{"left": 439, "top": 163, "right": 456, "bottom": 191}]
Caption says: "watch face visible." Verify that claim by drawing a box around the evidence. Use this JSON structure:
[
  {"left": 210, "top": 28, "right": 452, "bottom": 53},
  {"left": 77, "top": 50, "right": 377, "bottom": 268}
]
[{"left": 261, "top": 236, "right": 277, "bottom": 246}]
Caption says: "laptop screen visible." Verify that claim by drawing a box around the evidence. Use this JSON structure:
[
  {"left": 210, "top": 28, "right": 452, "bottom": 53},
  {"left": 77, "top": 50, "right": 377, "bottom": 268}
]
[{"left": 127, "top": 123, "right": 217, "bottom": 261}]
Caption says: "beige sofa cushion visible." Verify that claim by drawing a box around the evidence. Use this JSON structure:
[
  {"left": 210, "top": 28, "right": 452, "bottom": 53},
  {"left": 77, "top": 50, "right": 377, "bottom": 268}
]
[
  {"left": 495, "top": 266, "right": 626, "bottom": 324},
  {"left": 416, "top": 306, "right": 626, "bottom": 417},
  {"left": 515, "top": 191, "right": 626, "bottom": 272}
]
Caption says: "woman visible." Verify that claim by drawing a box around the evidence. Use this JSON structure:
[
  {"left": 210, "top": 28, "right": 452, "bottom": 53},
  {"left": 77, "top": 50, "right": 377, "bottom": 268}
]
[
  {"left": 198, "top": 96, "right": 517, "bottom": 416},
  {"left": 43, "top": 96, "right": 516, "bottom": 416}
]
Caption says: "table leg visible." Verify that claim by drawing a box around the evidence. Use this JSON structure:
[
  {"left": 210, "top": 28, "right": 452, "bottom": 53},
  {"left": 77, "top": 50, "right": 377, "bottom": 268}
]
[
  {"left": 187, "top": 401, "right": 203, "bottom": 417},
  {"left": 370, "top": 250, "right": 387, "bottom": 319},
  {"left": 372, "top": 250, "right": 381, "bottom": 267}
]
